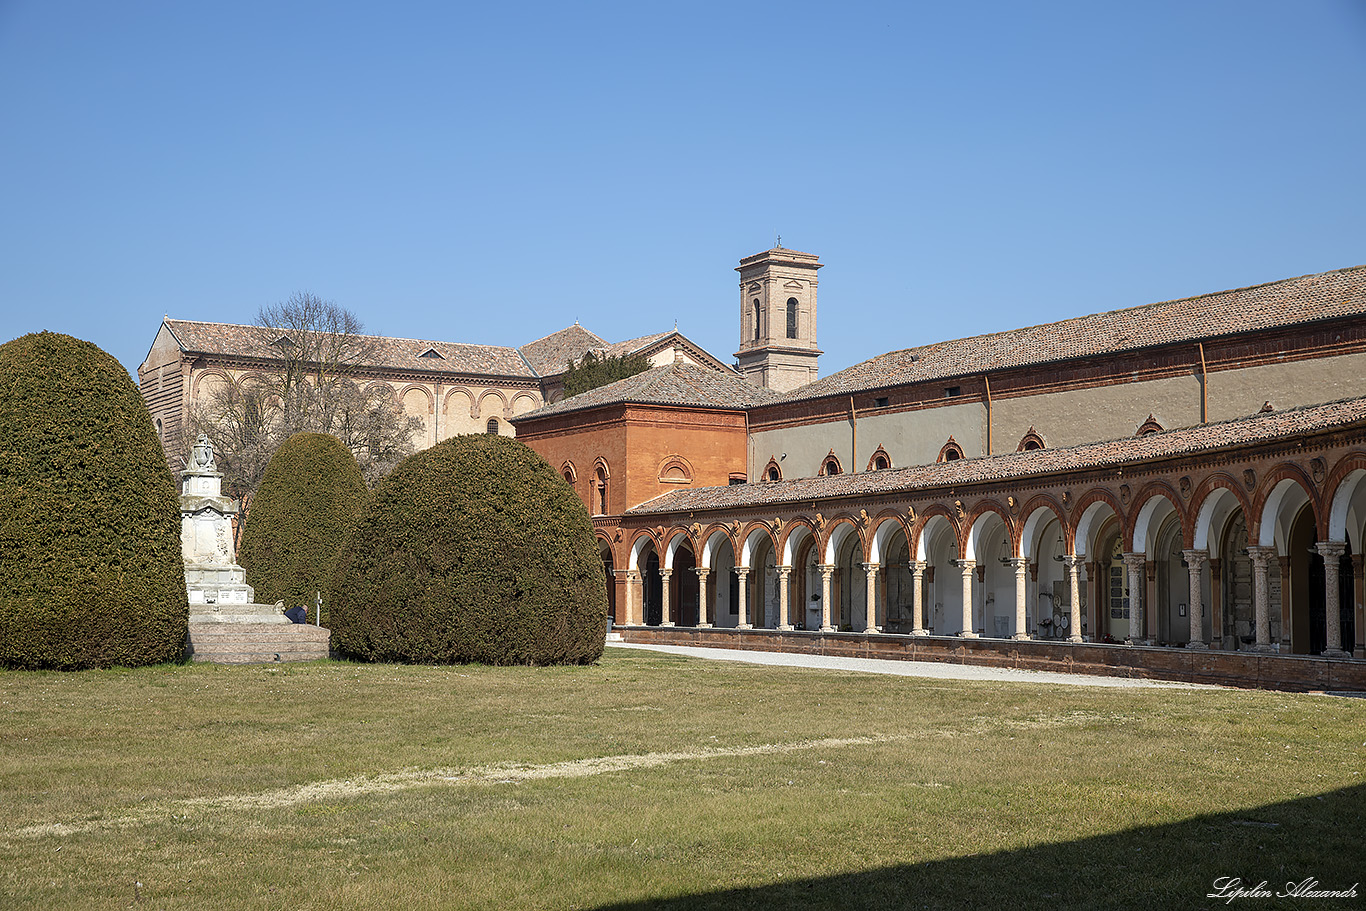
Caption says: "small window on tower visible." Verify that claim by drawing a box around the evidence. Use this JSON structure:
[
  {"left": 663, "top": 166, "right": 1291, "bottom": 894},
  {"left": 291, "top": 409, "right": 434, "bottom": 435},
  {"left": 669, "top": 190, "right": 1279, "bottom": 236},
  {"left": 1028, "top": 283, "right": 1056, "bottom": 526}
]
[{"left": 753, "top": 299, "right": 761, "bottom": 340}]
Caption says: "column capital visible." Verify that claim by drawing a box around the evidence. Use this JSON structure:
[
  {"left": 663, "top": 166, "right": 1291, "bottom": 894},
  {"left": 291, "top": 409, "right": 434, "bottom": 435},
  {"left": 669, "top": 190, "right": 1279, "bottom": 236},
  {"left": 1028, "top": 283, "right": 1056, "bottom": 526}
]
[
  {"left": 1062, "top": 554, "right": 1084, "bottom": 570},
  {"left": 733, "top": 566, "right": 750, "bottom": 580},
  {"left": 659, "top": 567, "right": 673, "bottom": 579},
  {"left": 1181, "top": 548, "right": 1209, "bottom": 569},
  {"left": 775, "top": 564, "right": 793, "bottom": 577},
  {"left": 1316, "top": 541, "right": 1348, "bottom": 559},
  {"left": 1246, "top": 544, "right": 1277, "bottom": 568},
  {"left": 956, "top": 558, "right": 976, "bottom": 571},
  {"left": 624, "top": 569, "right": 642, "bottom": 583},
  {"left": 694, "top": 566, "right": 711, "bottom": 578},
  {"left": 1121, "top": 552, "right": 1147, "bottom": 571},
  {"left": 860, "top": 562, "right": 880, "bottom": 572},
  {"left": 910, "top": 560, "right": 926, "bottom": 575},
  {"left": 1007, "top": 556, "right": 1027, "bottom": 570},
  {"left": 818, "top": 563, "right": 836, "bottom": 575}
]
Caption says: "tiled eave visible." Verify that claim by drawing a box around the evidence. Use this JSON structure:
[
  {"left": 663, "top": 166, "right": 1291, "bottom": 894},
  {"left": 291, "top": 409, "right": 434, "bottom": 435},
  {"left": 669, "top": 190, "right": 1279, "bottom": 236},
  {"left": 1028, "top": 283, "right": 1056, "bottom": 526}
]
[{"left": 628, "top": 396, "right": 1366, "bottom": 517}]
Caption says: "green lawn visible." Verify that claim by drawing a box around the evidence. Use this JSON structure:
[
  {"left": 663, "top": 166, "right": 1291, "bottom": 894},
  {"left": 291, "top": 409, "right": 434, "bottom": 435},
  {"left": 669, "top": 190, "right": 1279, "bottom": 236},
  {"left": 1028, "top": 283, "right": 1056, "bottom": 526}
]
[{"left": 1, "top": 648, "right": 1362, "bottom": 910}]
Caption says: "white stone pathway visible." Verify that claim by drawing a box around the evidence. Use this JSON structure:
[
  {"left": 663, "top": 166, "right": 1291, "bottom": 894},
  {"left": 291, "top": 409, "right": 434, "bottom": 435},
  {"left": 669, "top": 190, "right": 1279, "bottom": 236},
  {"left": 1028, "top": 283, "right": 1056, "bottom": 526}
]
[{"left": 609, "top": 642, "right": 1225, "bottom": 689}]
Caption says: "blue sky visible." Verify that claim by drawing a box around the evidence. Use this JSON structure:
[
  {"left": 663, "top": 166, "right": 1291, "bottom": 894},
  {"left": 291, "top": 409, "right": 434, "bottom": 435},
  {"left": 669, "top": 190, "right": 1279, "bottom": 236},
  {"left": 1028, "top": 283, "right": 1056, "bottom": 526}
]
[{"left": 2, "top": 1, "right": 1364, "bottom": 381}]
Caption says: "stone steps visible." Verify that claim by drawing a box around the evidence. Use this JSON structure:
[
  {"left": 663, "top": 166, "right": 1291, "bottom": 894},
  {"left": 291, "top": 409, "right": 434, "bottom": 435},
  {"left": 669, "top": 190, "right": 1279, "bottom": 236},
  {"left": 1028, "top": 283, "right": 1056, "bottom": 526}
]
[{"left": 187, "top": 623, "right": 331, "bottom": 664}]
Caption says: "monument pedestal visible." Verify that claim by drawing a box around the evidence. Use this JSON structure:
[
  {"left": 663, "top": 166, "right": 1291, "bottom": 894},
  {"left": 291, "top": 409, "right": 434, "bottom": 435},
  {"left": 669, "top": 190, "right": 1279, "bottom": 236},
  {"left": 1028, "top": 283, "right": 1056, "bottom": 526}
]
[{"left": 179, "top": 435, "right": 330, "bottom": 663}]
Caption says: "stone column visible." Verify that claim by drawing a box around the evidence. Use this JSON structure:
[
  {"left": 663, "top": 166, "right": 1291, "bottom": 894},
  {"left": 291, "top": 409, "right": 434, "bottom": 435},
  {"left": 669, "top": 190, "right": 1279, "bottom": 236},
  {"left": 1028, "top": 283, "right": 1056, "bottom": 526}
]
[
  {"left": 1122, "top": 553, "right": 1147, "bottom": 645},
  {"left": 1063, "top": 555, "right": 1084, "bottom": 643},
  {"left": 1247, "top": 546, "right": 1276, "bottom": 652},
  {"left": 1316, "top": 542, "right": 1350, "bottom": 657},
  {"left": 694, "top": 568, "right": 712, "bottom": 628},
  {"left": 910, "top": 561, "right": 928, "bottom": 635},
  {"left": 819, "top": 564, "right": 835, "bottom": 632},
  {"left": 734, "top": 567, "right": 751, "bottom": 630},
  {"left": 1182, "top": 549, "right": 1209, "bottom": 649},
  {"left": 861, "top": 562, "right": 880, "bottom": 633},
  {"left": 776, "top": 565, "right": 793, "bottom": 631},
  {"left": 1208, "top": 558, "right": 1223, "bottom": 649},
  {"left": 1354, "top": 554, "right": 1365, "bottom": 654},
  {"left": 958, "top": 560, "right": 978, "bottom": 637},
  {"left": 1009, "top": 557, "right": 1029, "bottom": 639},
  {"left": 658, "top": 568, "right": 674, "bottom": 627},
  {"left": 624, "top": 570, "right": 643, "bottom": 626}
]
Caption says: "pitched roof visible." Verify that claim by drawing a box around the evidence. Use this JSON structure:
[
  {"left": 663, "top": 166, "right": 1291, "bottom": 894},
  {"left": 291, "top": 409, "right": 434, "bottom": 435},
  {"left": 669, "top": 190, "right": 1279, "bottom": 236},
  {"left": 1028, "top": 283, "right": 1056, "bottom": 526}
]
[
  {"left": 777, "top": 264, "right": 1366, "bottom": 403},
  {"left": 517, "top": 323, "right": 609, "bottom": 376},
  {"left": 164, "top": 318, "right": 537, "bottom": 377},
  {"left": 516, "top": 361, "right": 779, "bottom": 421},
  {"left": 628, "top": 396, "right": 1366, "bottom": 515}
]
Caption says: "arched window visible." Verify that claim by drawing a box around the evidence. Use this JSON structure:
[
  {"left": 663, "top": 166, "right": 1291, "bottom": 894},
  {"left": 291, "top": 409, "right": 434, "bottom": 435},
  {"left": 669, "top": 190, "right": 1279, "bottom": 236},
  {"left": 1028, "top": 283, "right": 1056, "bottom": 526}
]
[
  {"left": 786, "top": 297, "right": 798, "bottom": 339},
  {"left": 154, "top": 418, "right": 163, "bottom": 442},
  {"left": 1136, "top": 414, "right": 1164, "bottom": 436},
  {"left": 752, "top": 299, "right": 761, "bottom": 340},
  {"left": 762, "top": 457, "right": 782, "bottom": 482},
  {"left": 1017, "top": 428, "right": 1046, "bottom": 452},
  {"left": 938, "top": 437, "right": 965, "bottom": 462},
  {"left": 486, "top": 418, "right": 499, "bottom": 434},
  {"left": 819, "top": 450, "right": 843, "bottom": 476},
  {"left": 594, "top": 462, "right": 609, "bottom": 515},
  {"left": 866, "top": 445, "right": 892, "bottom": 472}
]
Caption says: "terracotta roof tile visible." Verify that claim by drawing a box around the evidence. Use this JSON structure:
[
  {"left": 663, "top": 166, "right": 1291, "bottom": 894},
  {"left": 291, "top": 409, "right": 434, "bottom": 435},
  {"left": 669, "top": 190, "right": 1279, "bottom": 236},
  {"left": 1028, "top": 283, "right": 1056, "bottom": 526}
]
[
  {"left": 517, "top": 324, "right": 609, "bottom": 376},
  {"left": 165, "top": 319, "right": 537, "bottom": 377},
  {"left": 778, "top": 264, "right": 1366, "bottom": 402},
  {"left": 516, "top": 362, "right": 778, "bottom": 420},
  {"left": 629, "top": 396, "right": 1366, "bottom": 515}
]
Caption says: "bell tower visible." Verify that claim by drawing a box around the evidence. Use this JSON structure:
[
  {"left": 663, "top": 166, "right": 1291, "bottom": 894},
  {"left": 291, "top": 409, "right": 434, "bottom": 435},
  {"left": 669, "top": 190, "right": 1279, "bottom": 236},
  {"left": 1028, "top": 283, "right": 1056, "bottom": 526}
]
[{"left": 734, "top": 246, "right": 822, "bottom": 392}]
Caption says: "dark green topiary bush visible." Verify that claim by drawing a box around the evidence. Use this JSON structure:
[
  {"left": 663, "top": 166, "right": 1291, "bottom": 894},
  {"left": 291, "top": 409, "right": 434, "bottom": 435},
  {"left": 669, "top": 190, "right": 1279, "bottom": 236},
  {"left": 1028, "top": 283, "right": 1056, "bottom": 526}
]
[
  {"left": 328, "top": 434, "right": 607, "bottom": 665},
  {"left": 239, "top": 432, "right": 368, "bottom": 611},
  {"left": 0, "top": 332, "right": 188, "bottom": 669}
]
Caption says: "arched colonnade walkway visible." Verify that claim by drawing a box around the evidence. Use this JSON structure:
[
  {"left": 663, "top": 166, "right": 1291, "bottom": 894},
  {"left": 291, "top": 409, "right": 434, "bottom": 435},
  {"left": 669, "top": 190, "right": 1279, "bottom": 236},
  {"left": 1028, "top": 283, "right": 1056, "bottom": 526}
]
[{"left": 598, "top": 450, "right": 1366, "bottom": 658}]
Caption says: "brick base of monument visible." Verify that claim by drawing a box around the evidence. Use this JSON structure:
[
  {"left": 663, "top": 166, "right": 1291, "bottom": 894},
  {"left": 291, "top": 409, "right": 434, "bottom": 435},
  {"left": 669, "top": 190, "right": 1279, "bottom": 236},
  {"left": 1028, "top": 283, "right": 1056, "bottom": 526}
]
[
  {"left": 186, "top": 623, "right": 331, "bottom": 664},
  {"left": 615, "top": 627, "right": 1366, "bottom": 694}
]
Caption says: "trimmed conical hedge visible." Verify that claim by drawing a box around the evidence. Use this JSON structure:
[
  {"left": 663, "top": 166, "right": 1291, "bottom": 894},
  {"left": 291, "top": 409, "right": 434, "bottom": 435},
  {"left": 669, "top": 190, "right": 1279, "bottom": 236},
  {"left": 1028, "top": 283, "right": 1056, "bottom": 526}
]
[
  {"left": 239, "top": 432, "right": 368, "bottom": 611},
  {"left": 0, "top": 332, "right": 188, "bottom": 669},
  {"left": 328, "top": 434, "right": 607, "bottom": 665}
]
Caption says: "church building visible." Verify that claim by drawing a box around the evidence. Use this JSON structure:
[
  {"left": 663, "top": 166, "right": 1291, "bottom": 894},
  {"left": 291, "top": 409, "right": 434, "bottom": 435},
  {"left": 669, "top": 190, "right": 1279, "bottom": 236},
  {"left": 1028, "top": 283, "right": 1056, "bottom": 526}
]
[{"left": 513, "top": 247, "right": 1366, "bottom": 669}]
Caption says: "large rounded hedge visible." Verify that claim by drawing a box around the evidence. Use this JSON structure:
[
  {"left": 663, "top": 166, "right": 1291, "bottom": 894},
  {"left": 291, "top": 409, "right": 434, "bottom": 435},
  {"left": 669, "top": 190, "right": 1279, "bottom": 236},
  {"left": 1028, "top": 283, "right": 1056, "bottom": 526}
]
[
  {"left": 328, "top": 434, "right": 607, "bottom": 665},
  {"left": 239, "top": 432, "right": 368, "bottom": 610},
  {"left": 0, "top": 332, "right": 188, "bottom": 669}
]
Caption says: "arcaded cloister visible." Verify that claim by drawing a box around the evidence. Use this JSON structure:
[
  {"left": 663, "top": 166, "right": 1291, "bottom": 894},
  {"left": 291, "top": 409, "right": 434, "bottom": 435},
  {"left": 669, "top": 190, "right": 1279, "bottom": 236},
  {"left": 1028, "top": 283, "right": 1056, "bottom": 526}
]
[{"left": 592, "top": 398, "right": 1366, "bottom": 661}]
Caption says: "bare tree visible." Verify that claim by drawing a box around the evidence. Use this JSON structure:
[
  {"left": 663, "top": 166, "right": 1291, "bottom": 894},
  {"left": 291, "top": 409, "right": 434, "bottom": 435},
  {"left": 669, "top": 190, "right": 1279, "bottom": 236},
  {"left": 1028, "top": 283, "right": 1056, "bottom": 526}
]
[{"left": 189, "top": 293, "right": 423, "bottom": 510}]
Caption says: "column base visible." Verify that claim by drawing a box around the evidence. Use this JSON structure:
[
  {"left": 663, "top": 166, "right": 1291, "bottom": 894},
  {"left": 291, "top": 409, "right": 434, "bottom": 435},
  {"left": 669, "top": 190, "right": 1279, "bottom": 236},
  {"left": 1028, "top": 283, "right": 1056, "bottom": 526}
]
[
  {"left": 736, "top": 623, "right": 752, "bottom": 630},
  {"left": 1322, "top": 648, "right": 1351, "bottom": 659},
  {"left": 660, "top": 621, "right": 675, "bottom": 627},
  {"left": 1248, "top": 642, "right": 1277, "bottom": 654},
  {"left": 958, "top": 631, "right": 980, "bottom": 639},
  {"left": 777, "top": 624, "right": 794, "bottom": 631},
  {"left": 1068, "top": 634, "right": 1084, "bottom": 643},
  {"left": 819, "top": 625, "right": 835, "bottom": 633},
  {"left": 1011, "top": 633, "right": 1031, "bottom": 640},
  {"left": 910, "top": 628, "right": 929, "bottom": 637},
  {"left": 696, "top": 622, "right": 712, "bottom": 629},
  {"left": 1185, "top": 640, "right": 1209, "bottom": 650}
]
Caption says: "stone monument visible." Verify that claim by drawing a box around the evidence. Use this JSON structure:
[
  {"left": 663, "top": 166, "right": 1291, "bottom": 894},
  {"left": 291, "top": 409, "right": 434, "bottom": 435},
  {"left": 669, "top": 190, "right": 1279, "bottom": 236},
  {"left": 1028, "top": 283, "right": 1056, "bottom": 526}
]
[{"left": 180, "top": 435, "right": 330, "bottom": 662}]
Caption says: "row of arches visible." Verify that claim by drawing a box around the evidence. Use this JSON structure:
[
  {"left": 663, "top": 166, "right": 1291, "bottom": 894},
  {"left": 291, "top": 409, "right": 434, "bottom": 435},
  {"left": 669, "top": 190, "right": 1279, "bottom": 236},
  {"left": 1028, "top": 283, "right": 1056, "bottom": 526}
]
[
  {"left": 602, "top": 452, "right": 1366, "bottom": 657},
  {"left": 189, "top": 369, "right": 540, "bottom": 447}
]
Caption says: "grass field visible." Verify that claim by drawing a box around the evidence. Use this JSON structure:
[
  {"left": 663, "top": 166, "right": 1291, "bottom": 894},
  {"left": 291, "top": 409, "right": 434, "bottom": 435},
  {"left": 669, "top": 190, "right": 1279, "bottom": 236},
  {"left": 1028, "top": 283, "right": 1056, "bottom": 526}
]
[{"left": 1, "top": 648, "right": 1362, "bottom": 910}]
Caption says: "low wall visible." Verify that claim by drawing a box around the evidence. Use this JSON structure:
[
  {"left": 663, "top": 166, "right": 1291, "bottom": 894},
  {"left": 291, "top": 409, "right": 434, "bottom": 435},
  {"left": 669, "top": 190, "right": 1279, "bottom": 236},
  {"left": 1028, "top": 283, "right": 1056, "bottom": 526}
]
[{"left": 614, "top": 626, "right": 1366, "bottom": 693}]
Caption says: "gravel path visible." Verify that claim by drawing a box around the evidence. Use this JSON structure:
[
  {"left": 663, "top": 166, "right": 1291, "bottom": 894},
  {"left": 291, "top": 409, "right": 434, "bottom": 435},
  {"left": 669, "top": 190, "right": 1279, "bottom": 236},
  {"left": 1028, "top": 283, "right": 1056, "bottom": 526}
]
[{"left": 609, "top": 641, "right": 1224, "bottom": 689}]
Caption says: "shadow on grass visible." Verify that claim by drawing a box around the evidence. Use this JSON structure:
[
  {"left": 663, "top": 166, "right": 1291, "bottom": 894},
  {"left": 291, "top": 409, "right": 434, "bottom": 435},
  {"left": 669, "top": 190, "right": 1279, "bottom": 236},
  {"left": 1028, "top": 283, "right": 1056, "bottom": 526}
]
[{"left": 593, "top": 784, "right": 1365, "bottom": 911}]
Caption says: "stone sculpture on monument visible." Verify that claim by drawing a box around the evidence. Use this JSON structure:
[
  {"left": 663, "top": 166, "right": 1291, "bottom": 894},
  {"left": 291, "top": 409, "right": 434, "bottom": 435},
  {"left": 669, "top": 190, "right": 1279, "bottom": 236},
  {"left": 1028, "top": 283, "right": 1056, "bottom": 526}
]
[{"left": 180, "top": 435, "right": 330, "bottom": 661}]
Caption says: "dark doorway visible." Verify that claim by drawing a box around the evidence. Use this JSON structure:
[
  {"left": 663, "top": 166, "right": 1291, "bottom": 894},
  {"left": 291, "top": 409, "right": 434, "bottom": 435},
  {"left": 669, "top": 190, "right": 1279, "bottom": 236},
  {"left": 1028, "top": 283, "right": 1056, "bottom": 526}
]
[
  {"left": 644, "top": 552, "right": 663, "bottom": 626},
  {"left": 674, "top": 547, "right": 699, "bottom": 626}
]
